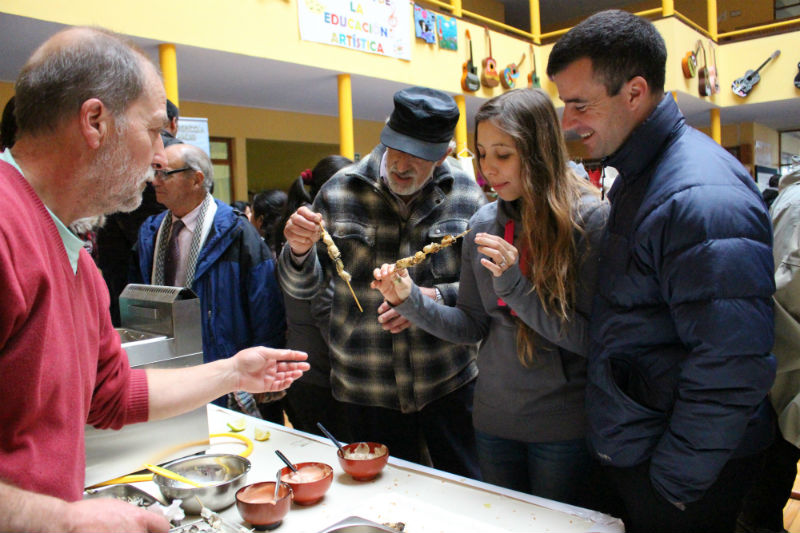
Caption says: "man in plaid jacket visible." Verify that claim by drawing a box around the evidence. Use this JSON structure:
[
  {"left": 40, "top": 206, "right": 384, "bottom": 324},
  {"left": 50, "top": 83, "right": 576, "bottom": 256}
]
[{"left": 278, "top": 87, "right": 485, "bottom": 478}]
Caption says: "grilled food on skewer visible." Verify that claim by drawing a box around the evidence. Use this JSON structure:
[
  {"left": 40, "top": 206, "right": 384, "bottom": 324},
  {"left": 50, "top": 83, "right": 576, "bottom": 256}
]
[
  {"left": 319, "top": 221, "right": 362, "bottom": 312},
  {"left": 394, "top": 229, "right": 471, "bottom": 270}
]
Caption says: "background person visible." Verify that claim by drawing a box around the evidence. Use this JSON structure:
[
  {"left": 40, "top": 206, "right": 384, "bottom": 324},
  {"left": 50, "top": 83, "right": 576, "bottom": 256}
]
[
  {"left": 277, "top": 156, "right": 353, "bottom": 439},
  {"left": 278, "top": 87, "right": 486, "bottom": 478},
  {"left": 371, "top": 88, "right": 608, "bottom": 505},
  {"left": 251, "top": 188, "right": 288, "bottom": 255},
  {"left": 547, "top": 10, "right": 776, "bottom": 532},
  {"left": 738, "top": 165, "right": 800, "bottom": 533},
  {"left": 131, "top": 143, "right": 288, "bottom": 422}
]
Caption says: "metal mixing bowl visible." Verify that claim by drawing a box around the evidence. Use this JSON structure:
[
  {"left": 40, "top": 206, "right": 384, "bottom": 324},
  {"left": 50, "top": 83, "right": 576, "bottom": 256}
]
[{"left": 153, "top": 453, "right": 251, "bottom": 514}]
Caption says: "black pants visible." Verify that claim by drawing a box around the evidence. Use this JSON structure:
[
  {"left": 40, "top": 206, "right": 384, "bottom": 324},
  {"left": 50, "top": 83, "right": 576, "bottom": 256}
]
[
  {"left": 283, "top": 381, "right": 353, "bottom": 443},
  {"left": 597, "top": 453, "right": 764, "bottom": 533},
  {"left": 343, "top": 380, "right": 480, "bottom": 480},
  {"left": 738, "top": 426, "right": 800, "bottom": 532}
]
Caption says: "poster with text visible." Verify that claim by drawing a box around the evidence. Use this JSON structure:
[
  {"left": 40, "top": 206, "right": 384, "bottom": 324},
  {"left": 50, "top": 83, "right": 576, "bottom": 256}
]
[{"left": 298, "top": 0, "right": 411, "bottom": 60}]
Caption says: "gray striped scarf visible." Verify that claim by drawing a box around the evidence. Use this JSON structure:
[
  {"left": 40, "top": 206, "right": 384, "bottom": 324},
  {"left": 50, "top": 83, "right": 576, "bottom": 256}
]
[{"left": 153, "top": 194, "right": 212, "bottom": 287}]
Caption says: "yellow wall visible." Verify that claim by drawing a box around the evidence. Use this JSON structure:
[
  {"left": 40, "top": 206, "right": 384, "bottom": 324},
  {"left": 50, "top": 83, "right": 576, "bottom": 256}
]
[
  {"left": 0, "top": 82, "right": 12, "bottom": 110},
  {"left": 246, "top": 139, "right": 339, "bottom": 196},
  {"left": 178, "top": 101, "right": 383, "bottom": 200}
]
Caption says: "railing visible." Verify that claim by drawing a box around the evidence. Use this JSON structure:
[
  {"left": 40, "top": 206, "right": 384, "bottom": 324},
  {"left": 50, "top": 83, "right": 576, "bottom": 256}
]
[{"left": 416, "top": 0, "right": 800, "bottom": 45}]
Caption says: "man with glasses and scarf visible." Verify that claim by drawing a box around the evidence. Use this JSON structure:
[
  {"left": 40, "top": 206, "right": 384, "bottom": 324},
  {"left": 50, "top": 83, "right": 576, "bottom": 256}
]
[{"left": 132, "top": 142, "right": 287, "bottom": 419}]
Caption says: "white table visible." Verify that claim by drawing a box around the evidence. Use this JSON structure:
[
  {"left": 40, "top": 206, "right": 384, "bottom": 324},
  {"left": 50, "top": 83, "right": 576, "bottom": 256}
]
[{"left": 129, "top": 406, "right": 623, "bottom": 533}]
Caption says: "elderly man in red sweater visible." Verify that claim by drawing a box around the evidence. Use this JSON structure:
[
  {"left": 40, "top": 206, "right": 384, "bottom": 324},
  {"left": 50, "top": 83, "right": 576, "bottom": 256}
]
[{"left": 0, "top": 27, "right": 308, "bottom": 532}]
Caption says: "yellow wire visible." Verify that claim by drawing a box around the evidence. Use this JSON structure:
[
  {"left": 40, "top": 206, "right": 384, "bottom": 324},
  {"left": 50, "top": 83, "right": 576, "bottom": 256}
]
[{"left": 85, "top": 432, "right": 253, "bottom": 489}]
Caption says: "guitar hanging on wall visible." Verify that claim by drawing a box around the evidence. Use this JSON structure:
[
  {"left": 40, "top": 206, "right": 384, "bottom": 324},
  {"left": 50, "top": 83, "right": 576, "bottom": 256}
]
[
  {"left": 698, "top": 42, "right": 711, "bottom": 97},
  {"left": 528, "top": 43, "right": 540, "bottom": 88},
  {"left": 732, "top": 50, "right": 780, "bottom": 98},
  {"left": 501, "top": 53, "right": 526, "bottom": 89},
  {"left": 481, "top": 27, "right": 500, "bottom": 88},
  {"left": 794, "top": 62, "right": 800, "bottom": 89},
  {"left": 707, "top": 40, "right": 720, "bottom": 95},
  {"left": 682, "top": 40, "right": 702, "bottom": 78},
  {"left": 461, "top": 30, "right": 480, "bottom": 92}
]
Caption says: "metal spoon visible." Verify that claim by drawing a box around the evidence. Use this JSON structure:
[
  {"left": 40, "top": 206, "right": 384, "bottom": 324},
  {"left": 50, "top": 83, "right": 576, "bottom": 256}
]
[
  {"left": 316, "top": 422, "right": 344, "bottom": 454},
  {"left": 274, "top": 450, "right": 298, "bottom": 473},
  {"left": 273, "top": 470, "right": 282, "bottom": 500}
]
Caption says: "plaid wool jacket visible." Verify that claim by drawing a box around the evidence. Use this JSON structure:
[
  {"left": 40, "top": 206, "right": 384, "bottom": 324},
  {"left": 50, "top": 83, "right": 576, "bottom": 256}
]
[{"left": 278, "top": 145, "right": 486, "bottom": 412}]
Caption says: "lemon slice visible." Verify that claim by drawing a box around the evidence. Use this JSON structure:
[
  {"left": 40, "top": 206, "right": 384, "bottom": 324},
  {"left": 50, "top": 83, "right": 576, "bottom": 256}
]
[
  {"left": 254, "top": 427, "right": 271, "bottom": 441},
  {"left": 227, "top": 417, "right": 246, "bottom": 432}
]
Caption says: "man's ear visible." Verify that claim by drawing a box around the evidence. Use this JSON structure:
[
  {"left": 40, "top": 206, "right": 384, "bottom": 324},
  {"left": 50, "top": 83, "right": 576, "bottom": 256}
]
[
  {"left": 626, "top": 76, "right": 649, "bottom": 110},
  {"left": 434, "top": 152, "right": 449, "bottom": 168},
  {"left": 79, "top": 98, "right": 111, "bottom": 150},
  {"left": 192, "top": 170, "right": 206, "bottom": 189}
]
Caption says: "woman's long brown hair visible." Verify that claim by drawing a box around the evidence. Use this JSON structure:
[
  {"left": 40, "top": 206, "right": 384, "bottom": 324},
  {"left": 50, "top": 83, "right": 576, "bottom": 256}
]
[{"left": 474, "top": 89, "right": 597, "bottom": 367}]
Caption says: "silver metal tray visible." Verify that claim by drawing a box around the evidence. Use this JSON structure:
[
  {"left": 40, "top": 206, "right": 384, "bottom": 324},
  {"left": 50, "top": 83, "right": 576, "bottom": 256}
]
[{"left": 83, "top": 483, "right": 160, "bottom": 508}]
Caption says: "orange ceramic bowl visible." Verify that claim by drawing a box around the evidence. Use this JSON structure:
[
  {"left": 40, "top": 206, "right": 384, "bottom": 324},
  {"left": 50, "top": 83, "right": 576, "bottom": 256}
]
[
  {"left": 337, "top": 442, "right": 389, "bottom": 481},
  {"left": 235, "top": 481, "right": 292, "bottom": 531},
  {"left": 278, "top": 462, "right": 333, "bottom": 505}
]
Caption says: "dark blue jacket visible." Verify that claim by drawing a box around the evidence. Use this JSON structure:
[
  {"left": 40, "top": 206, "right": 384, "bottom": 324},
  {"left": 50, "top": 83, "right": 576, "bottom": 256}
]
[
  {"left": 132, "top": 199, "right": 286, "bottom": 367},
  {"left": 588, "top": 95, "right": 776, "bottom": 506}
]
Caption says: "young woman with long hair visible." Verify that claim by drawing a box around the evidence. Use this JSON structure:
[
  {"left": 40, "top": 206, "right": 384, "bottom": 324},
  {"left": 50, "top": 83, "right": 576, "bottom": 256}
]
[{"left": 372, "top": 89, "right": 607, "bottom": 505}]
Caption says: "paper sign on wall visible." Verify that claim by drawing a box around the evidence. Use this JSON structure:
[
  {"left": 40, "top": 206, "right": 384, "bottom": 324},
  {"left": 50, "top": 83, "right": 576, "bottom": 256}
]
[
  {"left": 436, "top": 14, "right": 457, "bottom": 51},
  {"left": 176, "top": 117, "right": 210, "bottom": 157},
  {"left": 414, "top": 6, "right": 436, "bottom": 44},
  {"left": 298, "top": 0, "right": 411, "bottom": 61}
]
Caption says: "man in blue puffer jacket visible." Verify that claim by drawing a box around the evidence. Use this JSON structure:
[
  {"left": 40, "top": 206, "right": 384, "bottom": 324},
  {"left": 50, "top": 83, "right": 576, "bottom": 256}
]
[
  {"left": 548, "top": 10, "right": 775, "bottom": 533},
  {"left": 131, "top": 143, "right": 286, "bottom": 415}
]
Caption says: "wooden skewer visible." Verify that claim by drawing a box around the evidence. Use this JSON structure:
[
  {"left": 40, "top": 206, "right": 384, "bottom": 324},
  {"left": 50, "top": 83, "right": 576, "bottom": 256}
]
[{"left": 344, "top": 277, "right": 363, "bottom": 312}]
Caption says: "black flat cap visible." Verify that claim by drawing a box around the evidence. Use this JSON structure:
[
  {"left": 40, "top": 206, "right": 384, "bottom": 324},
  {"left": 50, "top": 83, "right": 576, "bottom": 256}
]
[{"left": 380, "top": 86, "right": 459, "bottom": 161}]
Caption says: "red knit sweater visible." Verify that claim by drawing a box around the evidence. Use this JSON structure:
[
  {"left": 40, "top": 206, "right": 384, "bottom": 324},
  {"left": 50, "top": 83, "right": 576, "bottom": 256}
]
[{"left": 0, "top": 161, "right": 150, "bottom": 501}]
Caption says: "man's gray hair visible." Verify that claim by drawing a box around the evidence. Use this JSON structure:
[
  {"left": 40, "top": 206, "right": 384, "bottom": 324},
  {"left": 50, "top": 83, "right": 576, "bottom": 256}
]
[
  {"left": 14, "top": 27, "right": 153, "bottom": 136},
  {"left": 181, "top": 144, "right": 214, "bottom": 191}
]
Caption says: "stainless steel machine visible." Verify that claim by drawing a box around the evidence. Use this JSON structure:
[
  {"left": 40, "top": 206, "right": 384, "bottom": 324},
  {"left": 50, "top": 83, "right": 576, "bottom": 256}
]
[{"left": 84, "top": 285, "right": 210, "bottom": 488}]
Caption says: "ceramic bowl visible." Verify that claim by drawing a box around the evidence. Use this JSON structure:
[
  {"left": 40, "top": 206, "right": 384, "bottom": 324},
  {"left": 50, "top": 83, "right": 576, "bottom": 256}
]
[
  {"left": 153, "top": 453, "right": 251, "bottom": 513},
  {"left": 278, "top": 462, "right": 333, "bottom": 505},
  {"left": 337, "top": 442, "right": 389, "bottom": 481},
  {"left": 235, "top": 481, "right": 292, "bottom": 530}
]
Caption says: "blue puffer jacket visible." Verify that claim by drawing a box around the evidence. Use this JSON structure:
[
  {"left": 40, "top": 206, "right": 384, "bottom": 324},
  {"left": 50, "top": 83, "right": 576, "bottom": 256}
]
[
  {"left": 588, "top": 95, "right": 776, "bottom": 506},
  {"left": 132, "top": 199, "right": 286, "bottom": 367}
]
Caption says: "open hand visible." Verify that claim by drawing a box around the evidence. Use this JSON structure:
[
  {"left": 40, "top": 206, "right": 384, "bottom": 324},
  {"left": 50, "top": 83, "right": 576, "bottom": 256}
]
[{"left": 233, "top": 347, "right": 310, "bottom": 393}]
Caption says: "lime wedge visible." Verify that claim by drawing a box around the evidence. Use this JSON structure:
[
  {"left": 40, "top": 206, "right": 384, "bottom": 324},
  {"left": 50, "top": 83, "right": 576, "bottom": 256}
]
[
  {"left": 254, "top": 427, "right": 271, "bottom": 441},
  {"left": 227, "top": 417, "right": 246, "bottom": 432}
]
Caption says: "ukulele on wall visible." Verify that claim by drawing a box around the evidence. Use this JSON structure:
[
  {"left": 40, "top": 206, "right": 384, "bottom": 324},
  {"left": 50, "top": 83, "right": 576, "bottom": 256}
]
[
  {"left": 528, "top": 43, "right": 540, "bottom": 88},
  {"left": 698, "top": 42, "right": 711, "bottom": 97},
  {"left": 461, "top": 30, "right": 480, "bottom": 92},
  {"left": 681, "top": 40, "right": 701, "bottom": 78},
  {"left": 481, "top": 27, "right": 500, "bottom": 88},
  {"left": 707, "top": 40, "right": 720, "bottom": 95},
  {"left": 501, "top": 53, "right": 525, "bottom": 89},
  {"left": 732, "top": 50, "right": 780, "bottom": 97}
]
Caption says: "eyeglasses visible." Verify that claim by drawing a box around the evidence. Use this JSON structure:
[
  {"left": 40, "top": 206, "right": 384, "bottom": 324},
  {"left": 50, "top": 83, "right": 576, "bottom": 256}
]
[{"left": 153, "top": 166, "right": 191, "bottom": 181}]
